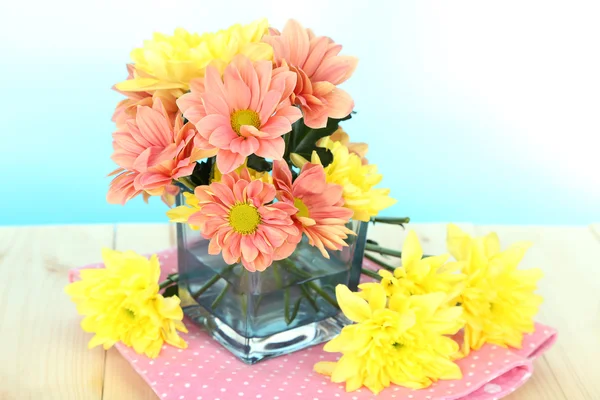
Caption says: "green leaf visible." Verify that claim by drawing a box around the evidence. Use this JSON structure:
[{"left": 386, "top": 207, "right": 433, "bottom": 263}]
[
  {"left": 188, "top": 158, "right": 214, "bottom": 187},
  {"left": 287, "top": 297, "right": 303, "bottom": 325},
  {"left": 246, "top": 154, "right": 272, "bottom": 172},
  {"left": 293, "top": 114, "right": 351, "bottom": 156},
  {"left": 162, "top": 284, "right": 179, "bottom": 298}
]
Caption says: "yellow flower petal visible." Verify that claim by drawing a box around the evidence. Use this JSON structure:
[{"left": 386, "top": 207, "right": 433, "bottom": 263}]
[
  {"left": 362, "top": 282, "right": 387, "bottom": 312},
  {"left": 483, "top": 232, "right": 501, "bottom": 258},
  {"left": 314, "top": 361, "right": 336, "bottom": 376},
  {"left": 402, "top": 230, "right": 423, "bottom": 266},
  {"left": 119, "top": 20, "right": 272, "bottom": 93},
  {"left": 446, "top": 223, "right": 471, "bottom": 262},
  {"left": 331, "top": 354, "right": 361, "bottom": 383},
  {"left": 314, "top": 138, "right": 395, "bottom": 220},
  {"left": 64, "top": 249, "right": 188, "bottom": 358},
  {"left": 335, "top": 284, "right": 371, "bottom": 322},
  {"left": 290, "top": 153, "right": 309, "bottom": 168},
  {"left": 453, "top": 226, "right": 543, "bottom": 353}
]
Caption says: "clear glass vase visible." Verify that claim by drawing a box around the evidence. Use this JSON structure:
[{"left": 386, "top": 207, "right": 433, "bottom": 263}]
[{"left": 175, "top": 195, "right": 368, "bottom": 364}]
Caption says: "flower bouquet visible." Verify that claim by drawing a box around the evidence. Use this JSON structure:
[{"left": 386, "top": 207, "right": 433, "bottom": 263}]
[
  {"left": 104, "top": 18, "right": 397, "bottom": 363},
  {"left": 65, "top": 17, "right": 551, "bottom": 398}
]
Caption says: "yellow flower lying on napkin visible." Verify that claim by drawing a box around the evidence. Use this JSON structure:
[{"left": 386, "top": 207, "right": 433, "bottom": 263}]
[
  {"left": 315, "top": 284, "right": 464, "bottom": 394},
  {"left": 65, "top": 249, "right": 187, "bottom": 358},
  {"left": 447, "top": 224, "right": 543, "bottom": 354}
]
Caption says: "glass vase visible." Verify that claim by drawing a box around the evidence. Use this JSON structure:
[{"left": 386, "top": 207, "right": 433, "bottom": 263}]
[{"left": 175, "top": 195, "right": 368, "bottom": 364}]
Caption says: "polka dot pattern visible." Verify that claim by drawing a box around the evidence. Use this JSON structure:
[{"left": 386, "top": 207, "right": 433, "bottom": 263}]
[{"left": 69, "top": 249, "right": 558, "bottom": 400}]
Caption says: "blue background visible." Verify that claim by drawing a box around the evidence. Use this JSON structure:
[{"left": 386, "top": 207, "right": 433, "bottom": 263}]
[{"left": 1, "top": 1, "right": 599, "bottom": 226}]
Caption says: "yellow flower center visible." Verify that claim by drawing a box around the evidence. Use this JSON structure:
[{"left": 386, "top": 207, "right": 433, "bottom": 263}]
[
  {"left": 123, "top": 307, "right": 136, "bottom": 320},
  {"left": 294, "top": 197, "right": 310, "bottom": 218},
  {"left": 230, "top": 109, "right": 261, "bottom": 135},
  {"left": 229, "top": 203, "right": 261, "bottom": 234}
]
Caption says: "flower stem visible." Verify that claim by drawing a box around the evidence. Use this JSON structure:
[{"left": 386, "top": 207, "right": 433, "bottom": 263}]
[
  {"left": 279, "top": 258, "right": 339, "bottom": 309},
  {"left": 370, "top": 216, "right": 410, "bottom": 226},
  {"left": 283, "top": 288, "right": 291, "bottom": 324},
  {"left": 300, "top": 284, "right": 320, "bottom": 311},
  {"left": 211, "top": 283, "right": 229, "bottom": 309},
  {"left": 364, "top": 253, "right": 396, "bottom": 272},
  {"left": 177, "top": 177, "right": 196, "bottom": 191},
  {"left": 365, "top": 243, "right": 402, "bottom": 258},
  {"left": 159, "top": 273, "right": 180, "bottom": 290},
  {"left": 307, "top": 282, "right": 339, "bottom": 309},
  {"left": 190, "top": 265, "right": 235, "bottom": 299},
  {"left": 361, "top": 268, "right": 381, "bottom": 280}
]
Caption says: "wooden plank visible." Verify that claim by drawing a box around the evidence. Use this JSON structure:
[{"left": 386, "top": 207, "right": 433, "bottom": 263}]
[
  {"left": 474, "top": 225, "right": 600, "bottom": 400},
  {"left": 100, "top": 224, "right": 176, "bottom": 400},
  {"left": 0, "top": 225, "right": 113, "bottom": 400}
]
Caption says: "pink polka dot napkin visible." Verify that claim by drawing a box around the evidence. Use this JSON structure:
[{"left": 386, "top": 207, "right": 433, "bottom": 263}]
[{"left": 69, "top": 248, "right": 557, "bottom": 400}]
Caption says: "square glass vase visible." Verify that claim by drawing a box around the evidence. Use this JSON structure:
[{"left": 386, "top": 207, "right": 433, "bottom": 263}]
[{"left": 175, "top": 200, "right": 368, "bottom": 364}]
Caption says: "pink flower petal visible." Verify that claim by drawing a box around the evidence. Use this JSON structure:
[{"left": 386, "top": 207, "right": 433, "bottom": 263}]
[
  {"left": 196, "top": 114, "right": 230, "bottom": 139},
  {"left": 260, "top": 116, "right": 293, "bottom": 137},
  {"left": 204, "top": 65, "right": 227, "bottom": 99},
  {"left": 302, "top": 104, "right": 329, "bottom": 129},
  {"left": 254, "top": 137, "right": 285, "bottom": 159},
  {"left": 216, "top": 149, "right": 246, "bottom": 174},
  {"left": 208, "top": 125, "right": 238, "bottom": 149},
  {"left": 209, "top": 182, "right": 236, "bottom": 207},
  {"left": 254, "top": 60, "right": 273, "bottom": 106},
  {"left": 176, "top": 92, "right": 206, "bottom": 125},
  {"left": 258, "top": 90, "right": 283, "bottom": 125},
  {"left": 282, "top": 20, "right": 310, "bottom": 68},
  {"left": 273, "top": 106, "right": 302, "bottom": 124},
  {"left": 225, "top": 78, "right": 251, "bottom": 111},
  {"left": 202, "top": 92, "right": 231, "bottom": 116},
  {"left": 135, "top": 105, "right": 172, "bottom": 148},
  {"left": 241, "top": 235, "right": 260, "bottom": 263},
  {"left": 239, "top": 125, "right": 271, "bottom": 138},
  {"left": 323, "top": 88, "right": 354, "bottom": 119},
  {"left": 229, "top": 136, "right": 259, "bottom": 157},
  {"left": 303, "top": 36, "right": 330, "bottom": 77},
  {"left": 312, "top": 55, "right": 358, "bottom": 85}
]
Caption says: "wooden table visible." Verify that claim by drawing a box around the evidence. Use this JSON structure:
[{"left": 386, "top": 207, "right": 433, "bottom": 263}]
[{"left": 1, "top": 223, "right": 599, "bottom": 400}]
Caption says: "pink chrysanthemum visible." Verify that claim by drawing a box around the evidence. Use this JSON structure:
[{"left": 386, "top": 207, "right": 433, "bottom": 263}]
[
  {"left": 263, "top": 20, "right": 358, "bottom": 129},
  {"left": 107, "top": 98, "right": 216, "bottom": 205},
  {"left": 188, "top": 169, "right": 300, "bottom": 272},
  {"left": 112, "top": 65, "right": 181, "bottom": 129},
  {"left": 177, "top": 55, "right": 302, "bottom": 174},
  {"left": 272, "top": 160, "right": 354, "bottom": 258}
]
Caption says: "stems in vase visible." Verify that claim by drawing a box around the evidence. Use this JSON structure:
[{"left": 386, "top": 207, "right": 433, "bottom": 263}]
[
  {"left": 364, "top": 253, "right": 397, "bottom": 272},
  {"left": 211, "top": 283, "right": 229, "bottom": 309},
  {"left": 361, "top": 268, "right": 381, "bottom": 280},
  {"left": 190, "top": 264, "right": 236, "bottom": 299},
  {"left": 158, "top": 273, "right": 180, "bottom": 290},
  {"left": 365, "top": 243, "right": 402, "bottom": 258},
  {"left": 370, "top": 216, "right": 410, "bottom": 226}
]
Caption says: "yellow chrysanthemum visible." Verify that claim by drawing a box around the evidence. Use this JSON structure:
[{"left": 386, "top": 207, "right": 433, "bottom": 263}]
[
  {"left": 447, "top": 224, "right": 543, "bottom": 354},
  {"left": 116, "top": 19, "right": 273, "bottom": 92},
  {"left": 315, "top": 284, "right": 463, "bottom": 394},
  {"left": 292, "top": 138, "right": 396, "bottom": 221},
  {"left": 360, "top": 230, "right": 465, "bottom": 302},
  {"left": 212, "top": 163, "right": 272, "bottom": 184},
  {"left": 321, "top": 127, "right": 369, "bottom": 162},
  {"left": 166, "top": 191, "right": 201, "bottom": 230},
  {"left": 65, "top": 249, "right": 188, "bottom": 358}
]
